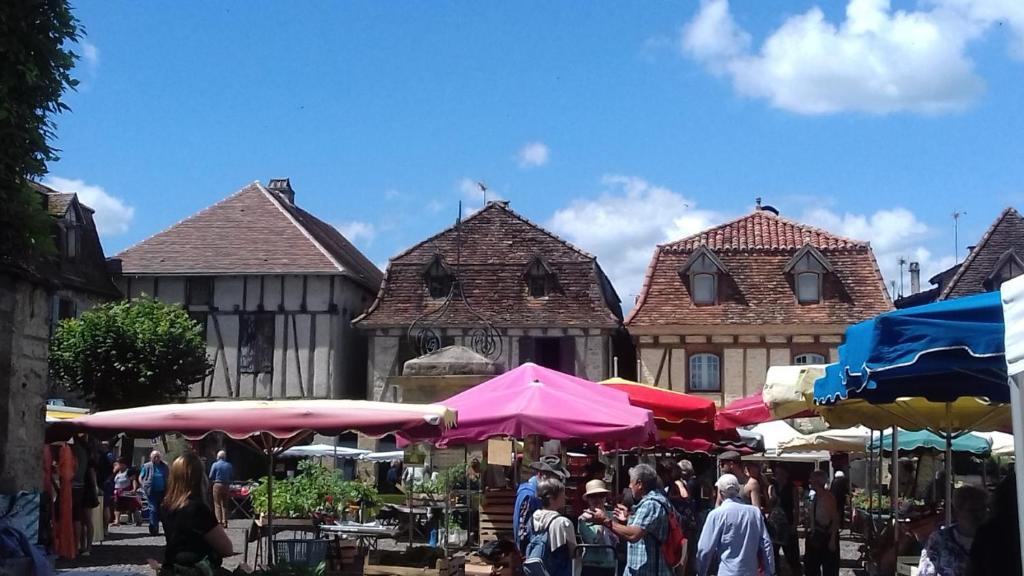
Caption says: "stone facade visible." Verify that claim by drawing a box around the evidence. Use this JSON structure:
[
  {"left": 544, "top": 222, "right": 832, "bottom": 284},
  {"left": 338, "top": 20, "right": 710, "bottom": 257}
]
[{"left": 0, "top": 274, "right": 51, "bottom": 493}]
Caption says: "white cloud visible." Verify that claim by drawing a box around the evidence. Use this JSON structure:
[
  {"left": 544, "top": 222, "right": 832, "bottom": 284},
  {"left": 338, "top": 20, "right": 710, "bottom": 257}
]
[
  {"left": 800, "top": 206, "right": 954, "bottom": 297},
  {"left": 80, "top": 41, "right": 99, "bottom": 69},
  {"left": 516, "top": 142, "right": 550, "bottom": 169},
  {"left": 335, "top": 221, "right": 376, "bottom": 245},
  {"left": 681, "top": 0, "right": 1024, "bottom": 115},
  {"left": 547, "top": 175, "right": 721, "bottom": 304},
  {"left": 44, "top": 176, "right": 133, "bottom": 237}
]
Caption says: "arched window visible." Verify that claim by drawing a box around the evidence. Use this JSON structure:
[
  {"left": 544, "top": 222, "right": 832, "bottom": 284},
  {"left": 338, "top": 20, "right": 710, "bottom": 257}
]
[
  {"left": 688, "top": 353, "right": 721, "bottom": 392},
  {"left": 794, "top": 352, "right": 827, "bottom": 365},
  {"left": 692, "top": 273, "right": 716, "bottom": 305}
]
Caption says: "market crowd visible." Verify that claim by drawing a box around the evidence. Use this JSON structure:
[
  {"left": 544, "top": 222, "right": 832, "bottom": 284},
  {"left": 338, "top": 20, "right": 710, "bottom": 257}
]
[{"left": 477, "top": 453, "right": 1021, "bottom": 576}]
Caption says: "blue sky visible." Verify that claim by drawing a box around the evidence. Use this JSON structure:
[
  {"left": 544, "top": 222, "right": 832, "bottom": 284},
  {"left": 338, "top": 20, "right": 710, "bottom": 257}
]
[{"left": 50, "top": 1, "right": 1024, "bottom": 304}]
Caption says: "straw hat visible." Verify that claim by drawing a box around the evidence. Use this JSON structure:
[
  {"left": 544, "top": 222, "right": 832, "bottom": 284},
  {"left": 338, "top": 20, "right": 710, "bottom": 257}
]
[{"left": 583, "top": 479, "right": 611, "bottom": 497}]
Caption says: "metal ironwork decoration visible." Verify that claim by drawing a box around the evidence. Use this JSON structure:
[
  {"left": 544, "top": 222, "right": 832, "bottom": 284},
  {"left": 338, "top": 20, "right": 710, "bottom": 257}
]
[{"left": 407, "top": 201, "right": 503, "bottom": 361}]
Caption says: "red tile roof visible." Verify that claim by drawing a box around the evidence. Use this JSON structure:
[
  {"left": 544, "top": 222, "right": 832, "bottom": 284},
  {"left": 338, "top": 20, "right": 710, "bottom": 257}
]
[
  {"left": 663, "top": 210, "right": 867, "bottom": 252},
  {"left": 116, "top": 182, "right": 382, "bottom": 290},
  {"left": 940, "top": 207, "right": 1024, "bottom": 300},
  {"left": 354, "top": 202, "right": 622, "bottom": 328},
  {"left": 627, "top": 209, "right": 891, "bottom": 327}
]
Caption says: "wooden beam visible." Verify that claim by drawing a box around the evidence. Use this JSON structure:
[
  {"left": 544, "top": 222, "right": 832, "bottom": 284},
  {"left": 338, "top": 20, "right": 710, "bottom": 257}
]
[
  {"left": 210, "top": 314, "right": 234, "bottom": 397},
  {"left": 292, "top": 314, "right": 305, "bottom": 397},
  {"left": 307, "top": 314, "right": 316, "bottom": 398}
]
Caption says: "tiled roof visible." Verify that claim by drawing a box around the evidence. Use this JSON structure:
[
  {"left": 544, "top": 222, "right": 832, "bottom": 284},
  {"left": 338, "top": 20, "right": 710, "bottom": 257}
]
[
  {"left": 663, "top": 210, "right": 866, "bottom": 252},
  {"left": 354, "top": 202, "right": 622, "bottom": 328},
  {"left": 116, "top": 182, "right": 382, "bottom": 290},
  {"left": 627, "top": 210, "right": 891, "bottom": 327},
  {"left": 940, "top": 207, "right": 1024, "bottom": 300}
]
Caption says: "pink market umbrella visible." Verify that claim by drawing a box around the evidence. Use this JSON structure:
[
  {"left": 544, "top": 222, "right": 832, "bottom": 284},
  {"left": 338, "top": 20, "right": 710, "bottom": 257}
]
[
  {"left": 399, "top": 362, "right": 655, "bottom": 448},
  {"left": 51, "top": 399, "right": 455, "bottom": 444},
  {"left": 52, "top": 399, "right": 454, "bottom": 563}
]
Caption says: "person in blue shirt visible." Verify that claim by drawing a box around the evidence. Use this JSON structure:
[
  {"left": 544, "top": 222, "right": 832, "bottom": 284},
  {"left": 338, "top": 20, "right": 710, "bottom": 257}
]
[
  {"left": 513, "top": 456, "right": 568, "bottom": 553},
  {"left": 139, "top": 450, "right": 170, "bottom": 536},
  {"left": 209, "top": 450, "right": 234, "bottom": 528},
  {"left": 586, "top": 463, "right": 674, "bottom": 576},
  {"left": 696, "top": 474, "right": 775, "bottom": 576}
]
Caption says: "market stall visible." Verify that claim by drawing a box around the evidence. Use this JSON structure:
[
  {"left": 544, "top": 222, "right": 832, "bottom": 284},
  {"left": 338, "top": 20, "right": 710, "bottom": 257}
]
[{"left": 51, "top": 399, "right": 455, "bottom": 567}]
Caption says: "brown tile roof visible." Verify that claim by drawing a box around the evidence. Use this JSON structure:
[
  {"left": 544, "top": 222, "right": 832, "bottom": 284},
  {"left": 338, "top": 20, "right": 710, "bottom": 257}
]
[
  {"left": 116, "top": 182, "right": 382, "bottom": 290},
  {"left": 940, "top": 207, "right": 1024, "bottom": 300},
  {"left": 627, "top": 209, "right": 891, "bottom": 327},
  {"left": 354, "top": 201, "right": 622, "bottom": 328}
]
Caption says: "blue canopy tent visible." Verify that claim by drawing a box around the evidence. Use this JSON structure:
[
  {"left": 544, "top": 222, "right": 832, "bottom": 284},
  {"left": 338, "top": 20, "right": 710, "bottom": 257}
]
[
  {"left": 869, "top": 429, "right": 991, "bottom": 456},
  {"left": 813, "top": 291, "right": 1010, "bottom": 526},
  {"left": 814, "top": 291, "right": 1008, "bottom": 406}
]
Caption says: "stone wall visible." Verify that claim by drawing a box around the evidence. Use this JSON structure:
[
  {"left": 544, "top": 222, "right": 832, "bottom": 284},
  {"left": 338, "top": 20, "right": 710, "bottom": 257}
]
[
  {"left": 0, "top": 273, "right": 51, "bottom": 493},
  {"left": 636, "top": 331, "right": 842, "bottom": 406}
]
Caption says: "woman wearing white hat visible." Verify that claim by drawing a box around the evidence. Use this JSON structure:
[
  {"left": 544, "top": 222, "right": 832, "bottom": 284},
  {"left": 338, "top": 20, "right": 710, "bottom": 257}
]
[{"left": 578, "top": 479, "right": 618, "bottom": 576}]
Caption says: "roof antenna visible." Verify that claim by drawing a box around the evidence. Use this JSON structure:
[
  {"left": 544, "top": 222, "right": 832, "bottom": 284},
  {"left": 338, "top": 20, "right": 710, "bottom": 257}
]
[
  {"left": 898, "top": 257, "right": 907, "bottom": 298},
  {"left": 755, "top": 197, "right": 762, "bottom": 210},
  {"left": 477, "top": 181, "right": 488, "bottom": 206},
  {"left": 952, "top": 210, "right": 966, "bottom": 264}
]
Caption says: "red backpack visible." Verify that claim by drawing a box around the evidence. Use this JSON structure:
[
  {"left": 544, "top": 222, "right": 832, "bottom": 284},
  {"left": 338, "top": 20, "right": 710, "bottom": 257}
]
[{"left": 653, "top": 500, "right": 686, "bottom": 567}]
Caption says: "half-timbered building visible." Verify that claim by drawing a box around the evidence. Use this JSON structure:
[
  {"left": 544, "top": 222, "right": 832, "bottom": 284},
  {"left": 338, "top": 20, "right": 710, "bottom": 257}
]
[
  {"left": 113, "top": 179, "right": 382, "bottom": 400},
  {"left": 626, "top": 203, "right": 891, "bottom": 406}
]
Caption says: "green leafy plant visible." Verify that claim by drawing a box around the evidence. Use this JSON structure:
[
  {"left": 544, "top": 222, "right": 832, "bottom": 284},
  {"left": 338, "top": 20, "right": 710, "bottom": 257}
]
[
  {"left": 0, "top": 0, "right": 81, "bottom": 261},
  {"left": 250, "top": 461, "right": 381, "bottom": 518},
  {"left": 49, "top": 298, "right": 212, "bottom": 410}
]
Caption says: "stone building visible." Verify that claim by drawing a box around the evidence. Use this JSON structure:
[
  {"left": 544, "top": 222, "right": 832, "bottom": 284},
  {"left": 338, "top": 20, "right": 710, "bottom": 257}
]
[
  {"left": 626, "top": 205, "right": 891, "bottom": 406},
  {"left": 113, "top": 179, "right": 381, "bottom": 400},
  {"left": 896, "top": 207, "right": 1024, "bottom": 309},
  {"left": 354, "top": 200, "right": 627, "bottom": 401},
  {"left": 0, "top": 183, "right": 120, "bottom": 493}
]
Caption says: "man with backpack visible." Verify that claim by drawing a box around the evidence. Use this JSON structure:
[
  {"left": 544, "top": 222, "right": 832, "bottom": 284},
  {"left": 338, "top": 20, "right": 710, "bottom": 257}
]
[
  {"left": 514, "top": 456, "right": 569, "bottom": 553},
  {"left": 696, "top": 474, "right": 775, "bottom": 576},
  {"left": 585, "top": 463, "right": 678, "bottom": 576},
  {"left": 524, "top": 478, "right": 579, "bottom": 576}
]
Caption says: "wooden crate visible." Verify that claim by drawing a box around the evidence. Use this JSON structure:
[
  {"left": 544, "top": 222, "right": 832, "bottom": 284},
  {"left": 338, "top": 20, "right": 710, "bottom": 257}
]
[
  {"left": 364, "top": 551, "right": 466, "bottom": 576},
  {"left": 479, "top": 489, "right": 515, "bottom": 542}
]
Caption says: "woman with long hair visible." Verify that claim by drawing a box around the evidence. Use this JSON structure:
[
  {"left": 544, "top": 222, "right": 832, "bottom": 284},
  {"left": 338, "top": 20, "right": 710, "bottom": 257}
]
[{"left": 160, "top": 452, "right": 233, "bottom": 573}]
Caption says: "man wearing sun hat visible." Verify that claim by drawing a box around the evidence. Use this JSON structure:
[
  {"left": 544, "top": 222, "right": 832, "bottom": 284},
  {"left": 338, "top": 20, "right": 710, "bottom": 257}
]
[
  {"left": 513, "top": 456, "right": 569, "bottom": 552},
  {"left": 578, "top": 479, "right": 618, "bottom": 576}
]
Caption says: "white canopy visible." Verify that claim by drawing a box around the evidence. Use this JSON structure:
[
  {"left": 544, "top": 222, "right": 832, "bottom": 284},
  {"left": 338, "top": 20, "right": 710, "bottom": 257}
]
[
  {"left": 777, "top": 425, "right": 871, "bottom": 455},
  {"left": 745, "top": 421, "right": 830, "bottom": 462},
  {"left": 362, "top": 450, "right": 404, "bottom": 462},
  {"left": 278, "top": 444, "right": 369, "bottom": 459},
  {"left": 977, "top": 431, "right": 1015, "bottom": 458},
  {"left": 999, "top": 274, "right": 1024, "bottom": 568}
]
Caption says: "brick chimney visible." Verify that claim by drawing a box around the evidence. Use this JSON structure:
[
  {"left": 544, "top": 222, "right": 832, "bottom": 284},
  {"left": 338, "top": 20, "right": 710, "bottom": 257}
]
[
  {"left": 267, "top": 178, "right": 295, "bottom": 204},
  {"left": 909, "top": 262, "right": 921, "bottom": 294}
]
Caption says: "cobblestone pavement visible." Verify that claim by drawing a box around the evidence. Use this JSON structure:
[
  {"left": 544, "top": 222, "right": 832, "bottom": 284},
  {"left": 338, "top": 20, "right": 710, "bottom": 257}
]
[{"left": 56, "top": 522, "right": 868, "bottom": 575}]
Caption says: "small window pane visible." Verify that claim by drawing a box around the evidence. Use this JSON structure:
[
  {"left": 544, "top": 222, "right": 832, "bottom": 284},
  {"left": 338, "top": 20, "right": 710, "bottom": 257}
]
[
  {"left": 797, "top": 272, "right": 820, "bottom": 303},
  {"left": 187, "top": 277, "right": 213, "bottom": 306},
  {"left": 692, "top": 274, "right": 716, "bottom": 304},
  {"left": 528, "top": 275, "right": 548, "bottom": 298},
  {"left": 794, "top": 353, "right": 826, "bottom": 365},
  {"left": 688, "top": 353, "right": 720, "bottom": 392}
]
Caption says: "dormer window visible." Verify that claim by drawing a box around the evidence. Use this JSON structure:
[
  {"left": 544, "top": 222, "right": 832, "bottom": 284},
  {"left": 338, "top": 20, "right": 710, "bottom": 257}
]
[
  {"left": 785, "top": 245, "right": 833, "bottom": 304},
  {"left": 524, "top": 256, "right": 556, "bottom": 298},
  {"left": 680, "top": 246, "right": 727, "bottom": 306},
  {"left": 60, "top": 207, "right": 81, "bottom": 260},
  {"left": 984, "top": 249, "right": 1024, "bottom": 291},
  {"left": 424, "top": 255, "right": 453, "bottom": 299}
]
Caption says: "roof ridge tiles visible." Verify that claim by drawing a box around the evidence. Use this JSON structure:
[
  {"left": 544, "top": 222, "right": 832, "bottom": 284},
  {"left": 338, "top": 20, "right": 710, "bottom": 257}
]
[{"left": 659, "top": 209, "right": 868, "bottom": 252}]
